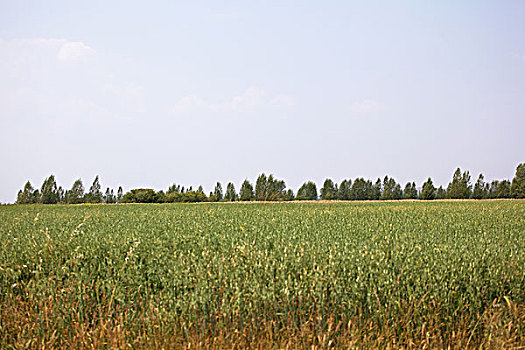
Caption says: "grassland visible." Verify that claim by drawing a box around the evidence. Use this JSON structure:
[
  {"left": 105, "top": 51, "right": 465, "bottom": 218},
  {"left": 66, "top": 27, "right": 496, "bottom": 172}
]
[{"left": 1, "top": 201, "right": 524, "bottom": 348}]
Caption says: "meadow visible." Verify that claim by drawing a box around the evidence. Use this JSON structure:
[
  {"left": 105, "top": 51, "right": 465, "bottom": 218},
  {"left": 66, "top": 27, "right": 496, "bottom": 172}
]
[{"left": 1, "top": 201, "right": 524, "bottom": 348}]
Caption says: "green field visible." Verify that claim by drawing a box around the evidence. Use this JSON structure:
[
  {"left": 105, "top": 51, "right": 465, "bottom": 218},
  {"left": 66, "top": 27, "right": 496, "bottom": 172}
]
[{"left": 1, "top": 201, "right": 524, "bottom": 348}]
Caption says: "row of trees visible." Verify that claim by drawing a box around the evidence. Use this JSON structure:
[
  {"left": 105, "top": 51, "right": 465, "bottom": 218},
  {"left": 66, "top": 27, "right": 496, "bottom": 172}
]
[
  {"left": 15, "top": 164, "right": 525, "bottom": 204},
  {"left": 17, "top": 175, "right": 124, "bottom": 204}
]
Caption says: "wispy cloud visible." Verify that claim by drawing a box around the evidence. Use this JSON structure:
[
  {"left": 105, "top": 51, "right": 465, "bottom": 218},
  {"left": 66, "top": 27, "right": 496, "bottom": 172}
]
[
  {"left": 349, "top": 99, "right": 384, "bottom": 115},
  {"left": 0, "top": 37, "right": 144, "bottom": 125},
  {"left": 57, "top": 41, "right": 95, "bottom": 62},
  {"left": 210, "top": 87, "right": 265, "bottom": 112},
  {"left": 170, "top": 88, "right": 295, "bottom": 116}
]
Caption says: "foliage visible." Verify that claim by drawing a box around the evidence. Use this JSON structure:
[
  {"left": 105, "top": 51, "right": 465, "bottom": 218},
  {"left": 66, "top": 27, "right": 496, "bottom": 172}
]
[
  {"left": 85, "top": 175, "right": 103, "bottom": 203},
  {"left": 225, "top": 182, "right": 238, "bottom": 201},
  {"left": 472, "top": 174, "right": 489, "bottom": 199},
  {"left": 489, "top": 180, "right": 511, "bottom": 199},
  {"left": 337, "top": 179, "right": 351, "bottom": 200},
  {"left": 239, "top": 180, "right": 255, "bottom": 201},
  {"left": 40, "top": 175, "right": 59, "bottom": 204},
  {"left": 447, "top": 168, "right": 472, "bottom": 199},
  {"left": 255, "top": 173, "right": 287, "bottom": 201},
  {"left": 403, "top": 182, "right": 418, "bottom": 199},
  {"left": 421, "top": 177, "right": 436, "bottom": 200},
  {"left": 16, "top": 181, "right": 39, "bottom": 204},
  {"left": 67, "top": 179, "right": 85, "bottom": 204},
  {"left": 296, "top": 181, "right": 318, "bottom": 200},
  {"left": 320, "top": 178, "right": 337, "bottom": 200},
  {"left": 511, "top": 163, "right": 525, "bottom": 198},
  {"left": 213, "top": 182, "right": 223, "bottom": 201},
  {"left": 121, "top": 189, "right": 158, "bottom": 203}
]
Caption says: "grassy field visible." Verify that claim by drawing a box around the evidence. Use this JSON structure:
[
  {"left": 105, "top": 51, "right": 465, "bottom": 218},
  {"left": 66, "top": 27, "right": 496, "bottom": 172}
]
[{"left": 1, "top": 201, "right": 524, "bottom": 348}]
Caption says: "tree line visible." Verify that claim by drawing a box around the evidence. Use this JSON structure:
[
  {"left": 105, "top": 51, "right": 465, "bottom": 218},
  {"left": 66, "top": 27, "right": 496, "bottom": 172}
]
[{"left": 15, "top": 163, "right": 525, "bottom": 204}]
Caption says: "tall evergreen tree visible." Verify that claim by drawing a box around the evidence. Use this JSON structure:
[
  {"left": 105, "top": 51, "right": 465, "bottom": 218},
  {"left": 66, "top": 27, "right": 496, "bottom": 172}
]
[
  {"left": 510, "top": 163, "right": 525, "bottom": 198},
  {"left": 421, "top": 177, "right": 436, "bottom": 200},
  {"left": 40, "top": 175, "right": 59, "bottom": 204},
  {"left": 225, "top": 182, "right": 237, "bottom": 201},
  {"left": 197, "top": 185, "right": 205, "bottom": 194},
  {"left": 320, "top": 178, "right": 337, "bottom": 200},
  {"left": 239, "top": 180, "right": 255, "bottom": 201}
]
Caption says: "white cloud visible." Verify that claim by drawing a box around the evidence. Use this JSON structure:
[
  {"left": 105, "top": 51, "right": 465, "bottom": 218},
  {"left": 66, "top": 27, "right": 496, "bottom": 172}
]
[
  {"left": 0, "top": 37, "right": 144, "bottom": 125},
  {"left": 349, "top": 99, "right": 383, "bottom": 115},
  {"left": 210, "top": 87, "right": 265, "bottom": 112},
  {"left": 171, "top": 95, "right": 206, "bottom": 116},
  {"left": 170, "top": 87, "right": 295, "bottom": 116},
  {"left": 270, "top": 94, "right": 296, "bottom": 107},
  {"left": 57, "top": 41, "right": 95, "bottom": 62}
]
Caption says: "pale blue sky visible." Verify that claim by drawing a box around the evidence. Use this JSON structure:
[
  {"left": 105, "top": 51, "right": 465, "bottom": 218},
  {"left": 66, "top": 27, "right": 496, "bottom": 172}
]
[{"left": 1, "top": 1, "right": 524, "bottom": 202}]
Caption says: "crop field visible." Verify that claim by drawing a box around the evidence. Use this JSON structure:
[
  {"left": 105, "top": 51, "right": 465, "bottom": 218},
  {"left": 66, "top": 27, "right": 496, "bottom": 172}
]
[{"left": 1, "top": 201, "right": 524, "bottom": 349}]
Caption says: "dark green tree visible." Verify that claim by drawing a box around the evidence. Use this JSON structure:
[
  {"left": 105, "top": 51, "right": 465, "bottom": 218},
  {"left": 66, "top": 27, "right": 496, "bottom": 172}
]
[
  {"left": 85, "top": 175, "right": 103, "bottom": 203},
  {"left": 255, "top": 174, "right": 268, "bottom": 201},
  {"left": 197, "top": 185, "right": 204, "bottom": 194},
  {"left": 239, "top": 179, "right": 255, "bottom": 201},
  {"left": 104, "top": 187, "right": 117, "bottom": 203},
  {"left": 320, "top": 178, "right": 337, "bottom": 200},
  {"left": 117, "top": 186, "right": 123, "bottom": 203},
  {"left": 283, "top": 189, "right": 295, "bottom": 201},
  {"left": 121, "top": 189, "right": 157, "bottom": 203},
  {"left": 436, "top": 186, "right": 446, "bottom": 199},
  {"left": 296, "top": 181, "right": 318, "bottom": 200},
  {"left": 40, "top": 175, "right": 59, "bottom": 204},
  {"left": 421, "top": 177, "right": 436, "bottom": 200},
  {"left": 225, "top": 182, "right": 237, "bottom": 201},
  {"left": 472, "top": 174, "right": 488, "bottom": 199},
  {"left": 403, "top": 182, "right": 418, "bottom": 199},
  {"left": 510, "top": 163, "right": 525, "bottom": 198},
  {"left": 67, "top": 179, "right": 85, "bottom": 204},
  {"left": 381, "top": 176, "right": 402, "bottom": 200},
  {"left": 490, "top": 180, "right": 511, "bottom": 199},
  {"left": 255, "top": 173, "right": 286, "bottom": 201},
  {"left": 371, "top": 178, "right": 382, "bottom": 200},
  {"left": 350, "top": 178, "right": 367, "bottom": 200},
  {"left": 337, "top": 179, "right": 351, "bottom": 200},
  {"left": 57, "top": 186, "right": 65, "bottom": 203},
  {"left": 17, "top": 181, "right": 38, "bottom": 204},
  {"left": 447, "top": 168, "right": 472, "bottom": 199},
  {"left": 213, "top": 182, "right": 223, "bottom": 201}
]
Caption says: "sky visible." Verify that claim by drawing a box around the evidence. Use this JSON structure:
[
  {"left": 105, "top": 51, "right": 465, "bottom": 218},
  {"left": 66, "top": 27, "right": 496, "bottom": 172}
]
[{"left": 1, "top": 1, "right": 524, "bottom": 202}]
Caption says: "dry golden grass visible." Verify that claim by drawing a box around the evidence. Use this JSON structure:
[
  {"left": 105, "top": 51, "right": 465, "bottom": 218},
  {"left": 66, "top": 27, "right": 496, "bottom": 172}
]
[{"left": 2, "top": 291, "right": 524, "bottom": 349}]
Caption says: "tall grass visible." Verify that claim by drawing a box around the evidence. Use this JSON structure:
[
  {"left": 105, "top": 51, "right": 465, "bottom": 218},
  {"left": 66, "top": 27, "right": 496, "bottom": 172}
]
[{"left": 1, "top": 201, "right": 524, "bottom": 348}]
